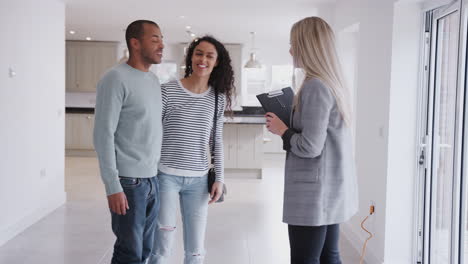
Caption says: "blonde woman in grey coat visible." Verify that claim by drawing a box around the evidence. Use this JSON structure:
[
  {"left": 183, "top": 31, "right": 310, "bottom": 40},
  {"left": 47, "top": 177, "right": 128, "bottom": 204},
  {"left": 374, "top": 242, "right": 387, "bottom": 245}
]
[{"left": 266, "top": 16, "right": 358, "bottom": 264}]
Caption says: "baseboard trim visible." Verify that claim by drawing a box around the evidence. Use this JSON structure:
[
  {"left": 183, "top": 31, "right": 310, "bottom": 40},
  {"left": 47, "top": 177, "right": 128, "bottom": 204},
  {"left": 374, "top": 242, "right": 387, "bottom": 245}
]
[
  {"left": 341, "top": 221, "right": 382, "bottom": 264},
  {"left": 0, "top": 191, "right": 66, "bottom": 247}
]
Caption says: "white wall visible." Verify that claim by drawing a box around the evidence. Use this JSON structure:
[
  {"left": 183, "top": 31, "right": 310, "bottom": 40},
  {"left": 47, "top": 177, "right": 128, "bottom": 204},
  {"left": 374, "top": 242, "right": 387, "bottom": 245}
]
[
  {"left": 385, "top": 1, "right": 422, "bottom": 263},
  {"left": 337, "top": 23, "right": 360, "bottom": 141},
  {"left": 330, "top": 0, "right": 425, "bottom": 263},
  {"left": 0, "top": 0, "right": 66, "bottom": 246},
  {"left": 332, "top": 1, "right": 396, "bottom": 262}
]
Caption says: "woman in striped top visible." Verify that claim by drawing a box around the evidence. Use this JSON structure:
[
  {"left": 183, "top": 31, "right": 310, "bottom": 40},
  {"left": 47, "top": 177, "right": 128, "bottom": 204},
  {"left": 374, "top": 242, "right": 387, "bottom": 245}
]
[{"left": 149, "top": 36, "right": 235, "bottom": 264}]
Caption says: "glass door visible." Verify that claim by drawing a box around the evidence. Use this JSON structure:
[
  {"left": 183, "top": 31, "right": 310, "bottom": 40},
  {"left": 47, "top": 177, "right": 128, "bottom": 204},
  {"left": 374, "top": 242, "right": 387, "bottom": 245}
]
[
  {"left": 416, "top": 2, "right": 465, "bottom": 263},
  {"left": 430, "top": 8, "right": 460, "bottom": 262}
]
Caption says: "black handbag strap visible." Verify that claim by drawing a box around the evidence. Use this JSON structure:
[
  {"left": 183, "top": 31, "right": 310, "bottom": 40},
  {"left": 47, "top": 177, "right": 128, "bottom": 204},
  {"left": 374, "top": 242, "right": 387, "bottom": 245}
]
[{"left": 211, "top": 89, "right": 219, "bottom": 165}]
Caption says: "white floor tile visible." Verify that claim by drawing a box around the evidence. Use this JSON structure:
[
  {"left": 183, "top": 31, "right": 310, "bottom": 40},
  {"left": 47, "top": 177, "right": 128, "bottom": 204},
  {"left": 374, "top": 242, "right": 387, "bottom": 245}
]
[{"left": 0, "top": 156, "right": 361, "bottom": 264}]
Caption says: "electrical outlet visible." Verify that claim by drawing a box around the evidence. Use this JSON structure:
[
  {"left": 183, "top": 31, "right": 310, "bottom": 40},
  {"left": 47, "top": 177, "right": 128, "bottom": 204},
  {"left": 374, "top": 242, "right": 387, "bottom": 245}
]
[
  {"left": 369, "top": 200, "right": 376, "bottom": 215},
  {"left": 8, "top": 67, "right": 17, "bottom": 78},
  {"left": 40, "top": 168, "right": 46, "bottom": 179}
]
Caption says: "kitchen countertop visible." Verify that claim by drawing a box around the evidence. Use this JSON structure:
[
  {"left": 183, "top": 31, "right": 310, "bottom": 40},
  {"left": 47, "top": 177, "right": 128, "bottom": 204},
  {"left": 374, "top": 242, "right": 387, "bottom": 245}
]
[
  {"left": 224, "top": 116, "right": 265, "bottom": 124},
  {"left": 65, "top": 96, "right": 266, "bottom": 124},
  {"left": 66, "top": 109, "right": 265, "bottom": 124},
  {"left": 66, "top": 92, "right": 96, "bottom": 108}
]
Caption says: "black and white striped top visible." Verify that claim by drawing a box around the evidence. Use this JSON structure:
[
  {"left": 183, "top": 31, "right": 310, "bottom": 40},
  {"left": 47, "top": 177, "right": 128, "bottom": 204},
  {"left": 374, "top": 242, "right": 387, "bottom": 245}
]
[{"left": 158, "top": 80, "right": 225, "bottom": 182}]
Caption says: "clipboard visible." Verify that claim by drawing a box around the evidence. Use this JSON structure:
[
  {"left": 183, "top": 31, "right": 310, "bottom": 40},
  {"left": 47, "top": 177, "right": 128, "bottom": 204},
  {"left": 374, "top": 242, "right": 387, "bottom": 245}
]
[{"left": 256, "top": 87, "right": 294, "bottom": 126}]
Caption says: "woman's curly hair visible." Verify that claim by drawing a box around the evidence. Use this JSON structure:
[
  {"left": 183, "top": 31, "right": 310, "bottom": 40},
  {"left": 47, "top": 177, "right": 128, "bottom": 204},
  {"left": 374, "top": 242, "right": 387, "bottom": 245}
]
[{"left": 184, "top": 36, "right": 236, "bottom": 113}]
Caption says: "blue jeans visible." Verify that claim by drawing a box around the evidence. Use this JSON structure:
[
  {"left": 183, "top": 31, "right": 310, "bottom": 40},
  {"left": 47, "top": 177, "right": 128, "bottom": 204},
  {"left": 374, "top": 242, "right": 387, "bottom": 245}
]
[
  {"left": 288, "top": 224, "right": 342, "bottom": 264},
  {"left": 111, "top": 176, "right": 160, "bottom": 264},
  {"left": 148, "top": 172, "right": 210, "bottom": 264}
]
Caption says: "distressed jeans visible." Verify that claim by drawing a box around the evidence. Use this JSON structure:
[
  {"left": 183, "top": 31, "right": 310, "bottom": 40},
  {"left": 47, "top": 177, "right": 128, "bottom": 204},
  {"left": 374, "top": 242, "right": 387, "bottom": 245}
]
[{"left": 148, "top": 171, "right": 210, "bottom": 264}]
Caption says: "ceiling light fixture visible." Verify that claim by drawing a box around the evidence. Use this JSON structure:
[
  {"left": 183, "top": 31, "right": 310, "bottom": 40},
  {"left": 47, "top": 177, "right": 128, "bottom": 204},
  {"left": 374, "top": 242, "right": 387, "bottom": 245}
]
[
  {"left": 69, "top": 30, "right": 76, "bottom": 35},
  {"left": 185, "top": 28, "right": 197, "bottom": 40},
  {"left": 244, "top": 32, "right": 262, "bottom": 68},
  {"left": 186, "top": 26, "right": 191, "bottom": 30},
  {"left": 85, "top": 37, "right": 92, "bottom": 41}
]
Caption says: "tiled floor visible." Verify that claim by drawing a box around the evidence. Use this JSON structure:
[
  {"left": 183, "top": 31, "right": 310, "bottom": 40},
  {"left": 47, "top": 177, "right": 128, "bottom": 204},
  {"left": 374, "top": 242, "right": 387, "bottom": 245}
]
[{"left": 0, "top": 156, "right": 361, "bottom": 264}]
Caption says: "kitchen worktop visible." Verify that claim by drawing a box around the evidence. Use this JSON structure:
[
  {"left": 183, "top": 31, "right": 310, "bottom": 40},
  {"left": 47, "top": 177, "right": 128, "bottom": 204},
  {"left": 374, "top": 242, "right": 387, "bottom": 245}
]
[
  {"left": 66, "top": 92, "right": 96, "bottom": 108},
  {"left": 66, "top": 110, "right": 266, "bottom": 124},
  {"left": 224, "top": 116, "right": 266, "bottom": 124},
  {"left": 65, "top": 94, "right": 266, "bottom": 124}
]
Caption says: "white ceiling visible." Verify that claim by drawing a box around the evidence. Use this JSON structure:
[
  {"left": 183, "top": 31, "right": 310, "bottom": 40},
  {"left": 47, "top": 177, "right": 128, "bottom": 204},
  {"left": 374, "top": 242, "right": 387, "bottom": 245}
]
[{"left": 65, "top": 0, "right": 334, "bottom": 47}]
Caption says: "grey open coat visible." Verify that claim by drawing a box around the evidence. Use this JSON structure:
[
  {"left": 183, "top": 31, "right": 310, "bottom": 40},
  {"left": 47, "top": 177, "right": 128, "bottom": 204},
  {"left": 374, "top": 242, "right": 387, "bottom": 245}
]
[{"left": 282, "top": 78, "right": 358, "bottom": 226}]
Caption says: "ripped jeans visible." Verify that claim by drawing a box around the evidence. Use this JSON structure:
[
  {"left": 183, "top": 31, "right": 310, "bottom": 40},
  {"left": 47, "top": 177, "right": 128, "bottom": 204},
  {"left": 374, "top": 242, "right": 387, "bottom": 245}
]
[{"left": 148, "top": 171, "right": 210, "bottom": 264}]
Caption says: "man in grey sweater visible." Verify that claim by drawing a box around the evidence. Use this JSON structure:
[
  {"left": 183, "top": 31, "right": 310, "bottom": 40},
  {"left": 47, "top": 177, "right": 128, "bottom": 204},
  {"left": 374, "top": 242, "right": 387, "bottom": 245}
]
[{"left": 93, "top": 20, "right": 164, "bottom": 264}]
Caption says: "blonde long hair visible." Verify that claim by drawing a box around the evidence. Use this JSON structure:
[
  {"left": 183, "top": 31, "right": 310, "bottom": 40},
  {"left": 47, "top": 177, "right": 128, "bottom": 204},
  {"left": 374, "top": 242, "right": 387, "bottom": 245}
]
[{"left": 291, "top": 17, "right": 352, "bottom": 126}]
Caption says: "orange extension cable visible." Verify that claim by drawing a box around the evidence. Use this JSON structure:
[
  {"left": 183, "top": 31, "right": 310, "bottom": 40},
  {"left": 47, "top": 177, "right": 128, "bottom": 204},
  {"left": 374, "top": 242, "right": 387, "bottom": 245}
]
[{"left": 360, "top": 206, "right": 374, "bottom": 264}]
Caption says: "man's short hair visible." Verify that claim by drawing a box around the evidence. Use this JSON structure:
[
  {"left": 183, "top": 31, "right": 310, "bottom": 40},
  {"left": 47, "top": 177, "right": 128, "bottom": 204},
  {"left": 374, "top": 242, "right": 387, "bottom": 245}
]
[{"left": 125, "top": 20, "right": 159, "bottom": 54}]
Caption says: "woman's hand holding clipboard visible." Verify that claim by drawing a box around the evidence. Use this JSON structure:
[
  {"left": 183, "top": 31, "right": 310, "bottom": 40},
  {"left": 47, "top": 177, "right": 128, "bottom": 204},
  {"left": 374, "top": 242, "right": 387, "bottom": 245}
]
[
  {"left": 256, "top": 87, "right": 294, "bottom": 126},
  {"left": 257, "top": 87, "right": 294, "bottom": 136}
]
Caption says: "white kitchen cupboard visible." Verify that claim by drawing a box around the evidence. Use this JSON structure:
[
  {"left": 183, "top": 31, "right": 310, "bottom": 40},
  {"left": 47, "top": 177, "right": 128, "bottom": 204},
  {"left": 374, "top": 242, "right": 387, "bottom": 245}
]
[
  {"left": 66, "top": 41, "right": 118, "bottom": 92},
  {"left": 66, "top": 44, "right": 79, "bottom": 93},
  {"left": 237, "top": 124, "right": 263, "bottom": 168},
  {"left": 223, "top": 124, "right": 238, "bottom": 168},
  {"left": 65, "top": 117, "right": 264, "bottom": 174},
  {"left": 65, "top": 114, "right": 95, "bottom": 150},
  {"left": 223, "top": 124, "right": 263, "bottom": 178},
  {"left": 262, "top": 126, "right": 286, "bottom": 153},
  {"left": 65, "top": 114, "right": 74, "bottom": 148}
]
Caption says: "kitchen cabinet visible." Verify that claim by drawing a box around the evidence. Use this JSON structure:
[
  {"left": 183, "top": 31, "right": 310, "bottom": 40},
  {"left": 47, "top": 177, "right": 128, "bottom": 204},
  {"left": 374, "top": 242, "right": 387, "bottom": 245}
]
[
  {"left": 66, "top": 41, "right": 118, "bottom": 92},
  {"left": 223, "top": 124, "right": 263, "bottom": 173},
  {"left": 262, "top": 126, "right": 286, "bottom": 153},
  {"left": 237, "top": 124, "right": 263, "bottom": 168},
  {"left": 65, "top": 113, "right": 95, "bottom": 150},
  {"left": 223, "top": 124, "right": 238, "bottom": 168},
  {"left": 65, "top": 114, "right": 265, "bottom": 176}
]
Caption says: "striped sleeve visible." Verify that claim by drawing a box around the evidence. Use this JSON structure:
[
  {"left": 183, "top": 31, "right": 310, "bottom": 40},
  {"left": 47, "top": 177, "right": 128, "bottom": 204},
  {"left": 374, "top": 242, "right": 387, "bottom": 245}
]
[
  {"left": 161, "top": 85, "right": 168, "bottom": 121},
  {"left": 212, "top": 94, "right": 226, "bottom": 182}
]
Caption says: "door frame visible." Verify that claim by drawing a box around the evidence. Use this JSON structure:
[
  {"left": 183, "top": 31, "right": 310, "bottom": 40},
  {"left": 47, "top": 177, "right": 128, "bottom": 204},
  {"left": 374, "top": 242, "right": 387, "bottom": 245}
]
[{"left": 458, "top": 1, "right": 468, "bottom": 263}]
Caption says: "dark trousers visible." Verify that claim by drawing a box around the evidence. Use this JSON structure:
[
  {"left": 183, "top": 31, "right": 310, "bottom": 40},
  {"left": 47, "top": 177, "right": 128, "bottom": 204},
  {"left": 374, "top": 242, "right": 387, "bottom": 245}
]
[
  {"left": 288, "top": 224, "right": 342, "bottom": 264},
  {"left": 111, "top": 176, "right": 159, "bottom": 264}
]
